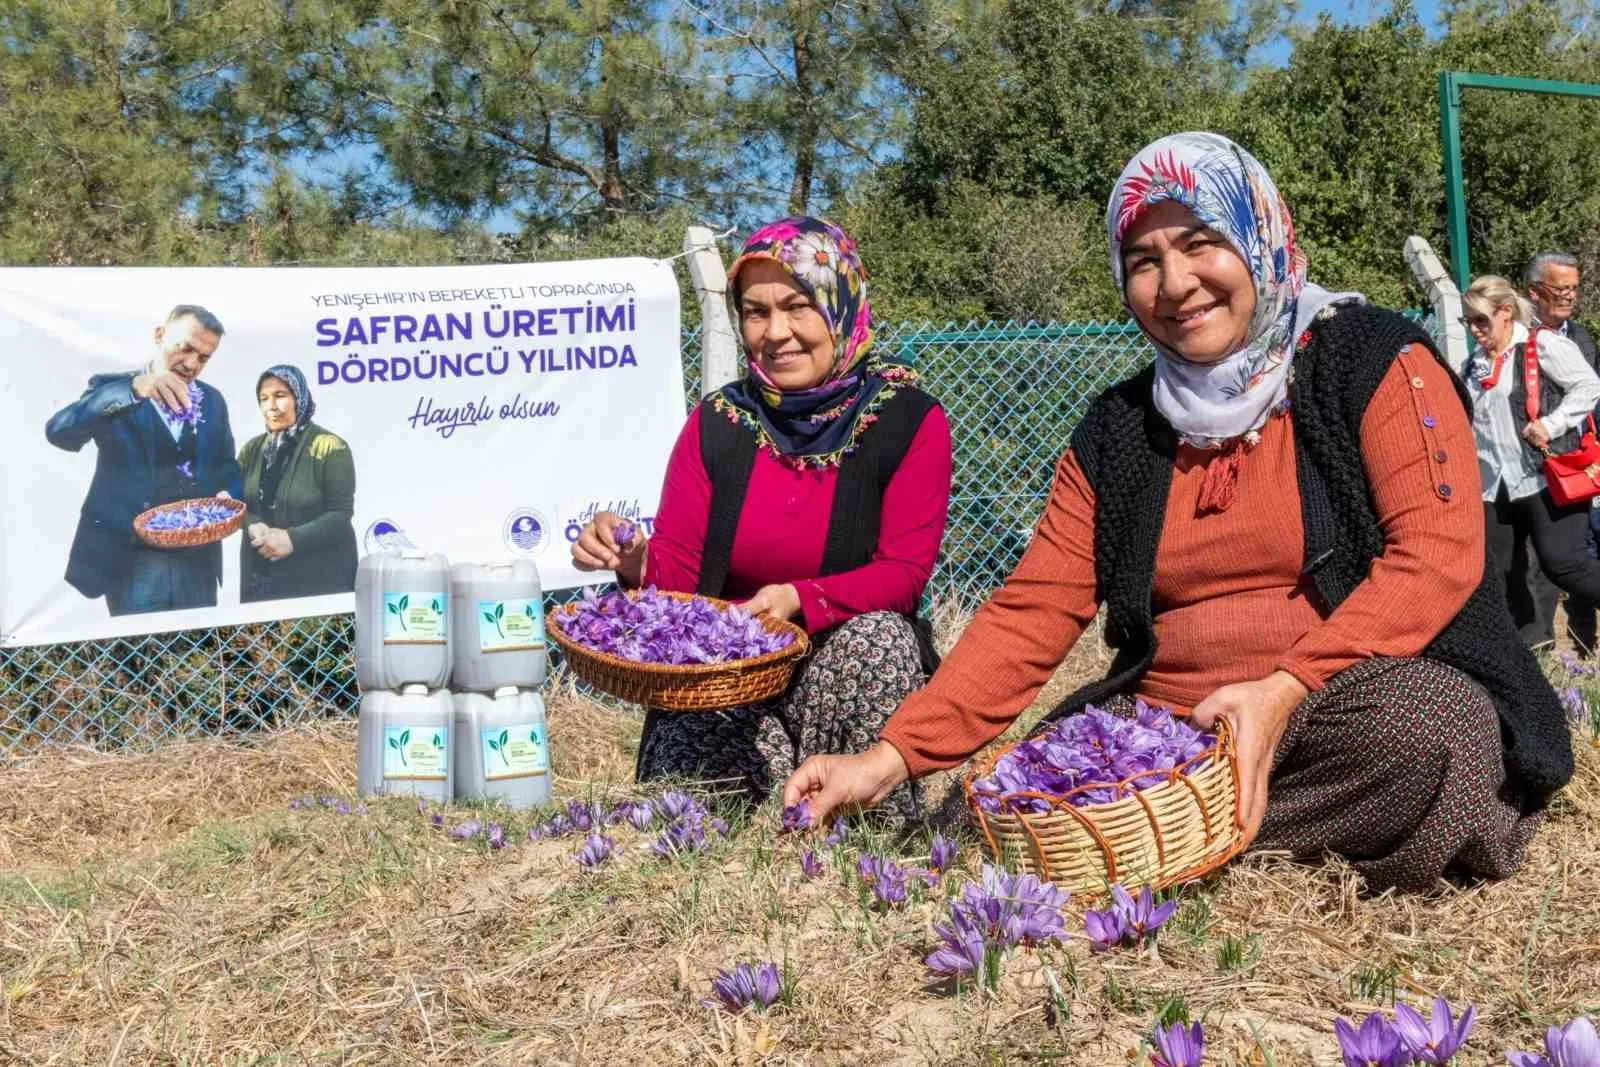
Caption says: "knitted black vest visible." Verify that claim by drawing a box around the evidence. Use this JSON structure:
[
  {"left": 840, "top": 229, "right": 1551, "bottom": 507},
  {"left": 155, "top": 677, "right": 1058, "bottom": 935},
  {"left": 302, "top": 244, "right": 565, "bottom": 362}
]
[
  {"left": 696, "top": 384, "right": 941, "bottom": 674},
  {"left": 1052, "top": 303, "right": 1573, "bottom": 802}
]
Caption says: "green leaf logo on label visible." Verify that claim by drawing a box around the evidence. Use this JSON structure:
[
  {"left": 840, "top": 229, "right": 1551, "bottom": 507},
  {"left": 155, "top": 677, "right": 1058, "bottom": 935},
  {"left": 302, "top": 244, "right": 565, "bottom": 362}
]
[
  {"left": 494, "top": 603, "right": 505, "bottom": 620},
  {"left": 431, "top": 598, "right": 441, "bottom": 614},
  {"left": 431, "top": 732, "right": 443, "bottom": 749}
]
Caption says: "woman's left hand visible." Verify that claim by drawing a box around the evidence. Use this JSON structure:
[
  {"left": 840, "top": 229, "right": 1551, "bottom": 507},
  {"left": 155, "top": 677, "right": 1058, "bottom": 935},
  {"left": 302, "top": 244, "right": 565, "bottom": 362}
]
[
  {"left": 1189, "top": 670, "right": 1308, "bottom": 848},
  {"left": 1522, "top": 419, "right": 1552, "bottom": 450},
  {"left": 252, "top": 527, "right": 295, "bottom": 561},
  {"left": 741, "top": 583, "right": 802, "bottom": 620}
]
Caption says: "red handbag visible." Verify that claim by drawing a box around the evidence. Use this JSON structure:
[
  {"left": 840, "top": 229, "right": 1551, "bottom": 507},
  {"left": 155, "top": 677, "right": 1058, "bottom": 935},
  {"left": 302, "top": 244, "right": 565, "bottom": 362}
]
[{"left": 1521, "top": 327, "right": 1600, "bottom": 506}]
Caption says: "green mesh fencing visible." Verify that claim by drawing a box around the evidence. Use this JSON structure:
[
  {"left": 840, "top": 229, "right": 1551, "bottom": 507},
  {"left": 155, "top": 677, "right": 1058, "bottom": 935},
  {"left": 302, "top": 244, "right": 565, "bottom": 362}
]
[{"left": 0, "top": 319, "right": 1158, "bottom": 754}]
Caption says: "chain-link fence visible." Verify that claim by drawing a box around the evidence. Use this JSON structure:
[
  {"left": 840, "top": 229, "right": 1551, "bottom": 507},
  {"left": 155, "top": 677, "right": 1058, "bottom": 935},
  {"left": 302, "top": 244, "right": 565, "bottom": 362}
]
[{"left": 0, "top": 318, "right": 1156, "bottom": 754}]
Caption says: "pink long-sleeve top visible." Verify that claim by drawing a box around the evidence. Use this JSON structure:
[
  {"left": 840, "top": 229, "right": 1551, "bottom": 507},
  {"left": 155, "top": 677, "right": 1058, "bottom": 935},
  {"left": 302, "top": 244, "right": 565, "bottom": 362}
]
[{"left": 642, "top": 403, "right": 953, "bottom": 633}]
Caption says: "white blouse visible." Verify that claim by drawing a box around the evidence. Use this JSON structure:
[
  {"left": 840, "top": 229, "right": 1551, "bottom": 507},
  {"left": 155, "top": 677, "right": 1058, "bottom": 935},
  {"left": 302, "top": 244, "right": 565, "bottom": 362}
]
[{"left": 1466, "top": 321, "right": 1600, "bottom": 502}]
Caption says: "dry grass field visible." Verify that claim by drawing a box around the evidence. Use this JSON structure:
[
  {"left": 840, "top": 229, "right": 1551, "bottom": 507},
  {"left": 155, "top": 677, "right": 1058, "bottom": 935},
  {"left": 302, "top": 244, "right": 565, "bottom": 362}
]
[{"left": 2, "top": 614, "right": 1597, "bottom": 1065}]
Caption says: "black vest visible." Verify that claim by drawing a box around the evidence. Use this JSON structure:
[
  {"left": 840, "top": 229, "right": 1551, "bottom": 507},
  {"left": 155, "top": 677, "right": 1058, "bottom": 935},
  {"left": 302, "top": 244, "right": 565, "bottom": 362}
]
[
  {"left": 696, "top": 384, "right": 942, "bottom": 674},
  {"left": 154, "top": 421, "right": 200, "bottom": 504},
  {"left": 1470, "top": 327, "right": 1582, "bottom": 470},
  {"left": 1052, "top": 304, "right": 1573, "bottom": 803}
]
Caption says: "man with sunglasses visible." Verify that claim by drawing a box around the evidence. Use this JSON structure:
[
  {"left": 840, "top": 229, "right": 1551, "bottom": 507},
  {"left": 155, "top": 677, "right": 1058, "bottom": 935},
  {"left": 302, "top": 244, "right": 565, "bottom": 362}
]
[{"left": 1526, "top": 252, "right": 1600, "bottom": 653}]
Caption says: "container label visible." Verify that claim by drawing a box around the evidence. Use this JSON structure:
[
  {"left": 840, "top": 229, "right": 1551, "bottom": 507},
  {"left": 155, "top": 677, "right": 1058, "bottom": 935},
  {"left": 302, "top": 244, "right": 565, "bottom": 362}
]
[
  {"left": 481, "top": 724, "right": 548, "bottom": 781},
  {"left": 382, "top": 726, "right": 448, "bottom": 780},
  {"left": 383, "top": 592, "right": 447, "bottom": 644},
  {"left": 477, "top": 598, "right": 545, "bottom": 653}
]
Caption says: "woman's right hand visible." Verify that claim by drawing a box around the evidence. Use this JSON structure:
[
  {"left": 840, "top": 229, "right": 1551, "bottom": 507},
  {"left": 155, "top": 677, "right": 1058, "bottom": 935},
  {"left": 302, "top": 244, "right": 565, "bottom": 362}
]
[
  {"left": 782, "top": 741, "right": 910, "bottom": 826},
  {"left": 572, "top": 510, "right": 647, "bottom": 585}
]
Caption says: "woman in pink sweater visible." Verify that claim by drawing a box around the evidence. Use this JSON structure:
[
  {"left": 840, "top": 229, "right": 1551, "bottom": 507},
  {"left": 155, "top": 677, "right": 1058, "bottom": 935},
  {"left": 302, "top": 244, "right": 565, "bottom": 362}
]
[{"left": 572, "top": 216, "right": 953, "bottom": 816}]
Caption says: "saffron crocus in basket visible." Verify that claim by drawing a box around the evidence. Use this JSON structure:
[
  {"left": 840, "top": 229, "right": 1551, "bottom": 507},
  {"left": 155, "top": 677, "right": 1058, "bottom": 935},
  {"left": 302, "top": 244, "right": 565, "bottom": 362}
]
[
  {"left": 558, "top": 586, "right": 794, "bottom": 664},
  {"left": 705, "top": 962, "right": 783, "bottom": 1013},
  {"left": 1506, "top": 1015, "right": 1600, "bottom": 1067},
  {"left": 1151, "top": 1020, "right": 1205, "bottom": 1067}
]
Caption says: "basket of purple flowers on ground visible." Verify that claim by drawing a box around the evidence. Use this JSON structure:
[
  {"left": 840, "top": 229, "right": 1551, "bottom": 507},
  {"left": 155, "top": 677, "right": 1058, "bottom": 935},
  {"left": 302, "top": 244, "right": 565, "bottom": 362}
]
[
  {"left": 132, "top": 496, "right": 246, "bottom": 549},
  {"left": 547, "top": 585, "right": 809, "bottom": 711},
  {"left": 963, "top": 701, "right": 1243, "bottom": 894}
]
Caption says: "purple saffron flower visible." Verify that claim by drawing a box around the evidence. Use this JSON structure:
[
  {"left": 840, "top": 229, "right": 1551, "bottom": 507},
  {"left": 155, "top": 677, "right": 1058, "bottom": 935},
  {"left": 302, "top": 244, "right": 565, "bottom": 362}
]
[
  {"left": 1394, "top": 998, "right": 1476, "bottom": 1064},
  {"left": 781, "top": 799, "right": 814, "bottom": 833},
  {"left": 654, "top": 790, "right": 697, "bottom": 821},
  {"left": 706, "top": 962, "right": 783, "bottom": 1013},
  {"left": 449, "top": 818, "right": 483, "bottom": 841},
  {"left": 545, "top": 813, "right": 574, "bottom": 838},
  {"left": 176, "top": 460, "right": 195, "bottom": 479},
  {"left": 430, "top": 812, "right": 445, "bottom": 828},
  {"left": 567, "top": 799, "right": 596, "bottom": 832},
  {"left": 415, "top": 799, "right": 428, "bottom": 816},
  {"left": 823, "top": 820, "right": 846, "bottom": 847},
  {"left": 333, "top": 800, "right": 351, "bottom": 815},
  {"left": 613, "top": 521, "right": 636, "bottom": 548},
  {"left": 1152, "top": 1021, "right": 1206, "bottom": 1067},
  {"left": 1506, "top": 1016, "right": 1600, "bottom": 1067},
  {"left": 909, "top": 867, "right": 940, "bottom": 888},
  {"left": 1112, "top": 883, "right": 1179, "bottom": 943},
  {"left": 557, "top": 585, "right": 796, "bottom": 665},
  {"left": 1084, "top": 906, "right": 1128, "bottom": 952},
  {"left": 1334, "top": 1013, "right": 1410, "bottom": 1067},
  {"left": 929, "top": 834, "right": 957, "bottom": 874},
  {"left": 925, "top": 907, "right": 989, "bottom": 982},
  {"left": 652, "top": 819, "right": 709, "bottom": 859},
  {"left": 799, "top": 849, "right": 824, "bottom": 880},
  {"left": 575, "top": 833, "right": 615, "bottom": 868},
  {"left": 626, "top": 803, "right": 655, "bottom": 832},
  {"left": 709, "top": 817, "right": 731, "bottom": 838},
  {"left": 527, "top": 825, "right": 544, "bottom": 843},
  {"left": 485, "top": 823, "right": 506, "bottom": 850}
]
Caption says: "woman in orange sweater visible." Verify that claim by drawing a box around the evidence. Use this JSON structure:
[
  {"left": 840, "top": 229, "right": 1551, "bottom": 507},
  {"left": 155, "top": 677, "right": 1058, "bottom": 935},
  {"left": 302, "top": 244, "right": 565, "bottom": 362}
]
[{"left": 783, "top": 132, "right": 1573, "bottom": 892}]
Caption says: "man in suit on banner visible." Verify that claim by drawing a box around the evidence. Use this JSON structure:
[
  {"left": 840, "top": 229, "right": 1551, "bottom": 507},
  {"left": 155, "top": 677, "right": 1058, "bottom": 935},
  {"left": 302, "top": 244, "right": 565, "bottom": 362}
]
[{"left": 46, "top": 305, "right": 243, "bottom": 616}]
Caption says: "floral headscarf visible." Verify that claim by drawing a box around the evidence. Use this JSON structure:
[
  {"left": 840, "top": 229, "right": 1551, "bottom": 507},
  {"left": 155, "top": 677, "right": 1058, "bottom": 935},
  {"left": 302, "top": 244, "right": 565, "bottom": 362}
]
[
  {"left": 712, "top": 216, "right": 916, "bottom": 467},
  {"left": 1107, "top": 132, "right": 1360, "bottom": 453}
]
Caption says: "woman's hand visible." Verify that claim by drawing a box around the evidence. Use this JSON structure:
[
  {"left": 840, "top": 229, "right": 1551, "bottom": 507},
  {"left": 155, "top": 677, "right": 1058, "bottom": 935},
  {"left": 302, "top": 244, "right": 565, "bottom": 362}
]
[
  {"left": 1522, "top": 419, "right": 1552, "bottom": 450},
  {"left": 246, "top": 521, "right": 269, "bottom": 542},
  {"left": 741, "top": 583, "right": 801, "bottom": 620},
  {"left": 251, "top": 526, "right": 295, "bottom": 561},
  {"left": 571, "top": 510, "right": 647, "bottom": 586},
  {"left": 783, "top": 741, "right": 910, "bottom": 826},
  {"left": 1189, "top": 670, "right": 1308, "bottom": 848}
]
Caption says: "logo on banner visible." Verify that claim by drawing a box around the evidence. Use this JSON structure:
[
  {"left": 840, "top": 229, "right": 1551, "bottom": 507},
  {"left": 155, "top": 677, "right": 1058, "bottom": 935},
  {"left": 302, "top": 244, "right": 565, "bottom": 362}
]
[
  {"left": 364, "top": 518, "right": 417, "bottom": 555},
  {"left": 502, "top": 509, "right": 550, "bottom": 556}
]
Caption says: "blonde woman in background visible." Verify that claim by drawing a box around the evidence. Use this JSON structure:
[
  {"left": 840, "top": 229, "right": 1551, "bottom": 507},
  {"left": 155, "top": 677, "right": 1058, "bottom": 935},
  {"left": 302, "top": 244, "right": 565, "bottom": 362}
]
[{"left": 1463, "top": 274, "right": 1600, "bottom": 626}]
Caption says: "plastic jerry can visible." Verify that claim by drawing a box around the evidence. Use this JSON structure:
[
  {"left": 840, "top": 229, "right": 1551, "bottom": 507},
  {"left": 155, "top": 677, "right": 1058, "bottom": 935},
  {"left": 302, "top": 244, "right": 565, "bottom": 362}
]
[
  {"left": 354, "top": 548, "right": 452, "bottom": 690},
  {"left": 450, "top": 560, "right": 546, "bottom": 692},
  {"left": 452, "top": 685, "right": 550, "bottom": 809},
  {"left": 357, "top": 684, "right": 454, "bottom": 803}
]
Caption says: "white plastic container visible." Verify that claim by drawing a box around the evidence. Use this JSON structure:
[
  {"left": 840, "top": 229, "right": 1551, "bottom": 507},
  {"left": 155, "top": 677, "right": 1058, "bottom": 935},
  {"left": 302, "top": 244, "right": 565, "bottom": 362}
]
[
  {"left": 450, "top": 560, "right": 546, "bottom": 692},
  {"left": 452, "top": 685, "right": 550, "bottom": 809},
  {"left": 354, "top": 548, "right": 452, "bottom": 690},
  {"left": 357, "top": 684, "right": 454, "bottom": 803}
]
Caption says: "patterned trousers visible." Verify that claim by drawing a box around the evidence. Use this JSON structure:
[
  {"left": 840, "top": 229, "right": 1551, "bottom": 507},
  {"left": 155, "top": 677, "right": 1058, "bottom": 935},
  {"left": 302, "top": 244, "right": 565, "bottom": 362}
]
[
  {"left": 636, "top": 611, "right": 927, "bottom": 821},
  {"left": 1100, "top": 657, "right": 1542, "bottom": 893}
]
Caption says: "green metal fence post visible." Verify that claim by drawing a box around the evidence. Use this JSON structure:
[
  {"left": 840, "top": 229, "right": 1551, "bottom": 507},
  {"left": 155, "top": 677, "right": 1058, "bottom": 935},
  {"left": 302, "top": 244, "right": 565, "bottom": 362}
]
[{"left": 1438, "top": 72, "right": 1470, "bottom": 293}]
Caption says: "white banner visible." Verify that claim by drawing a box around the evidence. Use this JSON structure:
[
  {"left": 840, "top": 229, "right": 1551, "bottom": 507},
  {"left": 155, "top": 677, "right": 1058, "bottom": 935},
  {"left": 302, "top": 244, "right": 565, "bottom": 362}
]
[{"left": 0, "top": 259, "right": 683, "bottom": 647}]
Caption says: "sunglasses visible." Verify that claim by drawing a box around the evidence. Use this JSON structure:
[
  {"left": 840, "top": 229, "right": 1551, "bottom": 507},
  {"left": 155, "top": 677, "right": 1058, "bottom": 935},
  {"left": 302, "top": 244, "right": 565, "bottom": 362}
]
[{"left": 1465, "top": 313, "right": 1493, "bottom": 329}]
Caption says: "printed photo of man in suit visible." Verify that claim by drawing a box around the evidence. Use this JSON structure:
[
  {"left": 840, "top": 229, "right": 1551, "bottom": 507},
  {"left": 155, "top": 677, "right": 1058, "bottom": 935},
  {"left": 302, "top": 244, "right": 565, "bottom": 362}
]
[{"left": 45, "top": 305, "right": 244, "bottom": 616}]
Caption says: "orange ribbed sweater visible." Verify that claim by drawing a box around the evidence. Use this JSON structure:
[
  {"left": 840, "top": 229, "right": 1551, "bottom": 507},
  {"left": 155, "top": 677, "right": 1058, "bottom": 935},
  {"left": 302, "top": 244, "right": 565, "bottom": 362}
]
[{"left": 881, "top": 344, "right": 1485, "bottom": 777}]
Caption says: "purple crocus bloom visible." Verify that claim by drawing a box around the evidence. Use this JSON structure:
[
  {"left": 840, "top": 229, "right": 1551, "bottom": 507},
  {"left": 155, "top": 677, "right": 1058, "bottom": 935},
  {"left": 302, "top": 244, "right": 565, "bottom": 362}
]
[
  {"left": 449, "top": 819, "right": 483, "bottom": 841},
  {"left": 176, "top": 460, "right": 195, "bottom": 479},
  {"left": 1506, "top": 1016, "right": 1600, "bottom": 1067},
  {"left": 485, "top": 823, "right": 506, "bottom": 850},
  {"left": 654, "top": 790, "right": 697, "bottom": 821},
  {"left": 706, "top": 962, "right": 782, "bottom": 1012},
  {"left": 781, "top": 799, "right": 814, "bottom": 833},
  {"left": 567, "top": 799, "right": 596, "bottom": 832},
  {"left": 1394, "top": 998, "right": 1476, "bottom": 1064},
  {"left": 929, "top": 834, "right": 957, "bottom": 874},
  {"left": 333, "top": 801, "right": 351, "bottom": 815},
  {"left": 545, "top": 813, "right": 573, "bottom": 838},
  {"left": 415, "top": 800, "right": 428, "bottom": 816},
  {"left": 613, "top": 521, "right": 636, "bottom": 547},
  {"left": 1084, "top": 906, "right": 1128, "bottom": 952},
  {"left": 1111, "top": 883, "right": 1179, "bottom": 943},
  {"left": 823, "top": 820, "right": 846, "bottom": 847},
  {"left": 652, "top": 819, "right": 709, "bottom": 859},
  {"left": 709, "top": 817, "right": 731, "bottom": 838},
  {"left": 626, "top": 803, "right": 655, "bottom": 833},
  {"left": 799, "top": 849, "right": 824, "bottom": 880},
  {"left": 575, "top": 833, "right": 615, "bottom": 868},
  {"left": 925, "top": 907, "right": 987, "bottom": 980},
  {"left": 1334, "top": 1013, "right": 1410, "bottom": 1067},
  {"left": 527, "top": 825, "right": 544, "bottom": 843},
  {"left": 1152, "top": 1021, "right": 1206, "bottom": 1067},
  {"left": 430, "top": 812, "right": 445, "bottom": 828},
  {"left": 872, "top": 872, "right": 908, "bottom": 907}
]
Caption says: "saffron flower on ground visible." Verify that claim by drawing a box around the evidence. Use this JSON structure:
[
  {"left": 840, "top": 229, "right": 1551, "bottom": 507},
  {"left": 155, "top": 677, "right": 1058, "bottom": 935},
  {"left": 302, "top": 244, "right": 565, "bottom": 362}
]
[
  {"left": 799, "top": 849, "right": 824, "bottom": 880},
  {"left": 781, "top": 799, "right": 814, "bottom": 833},
  {"left": 924, "top": 907, "right": 991, "bottom": 984},
  {"left": 1394, "top": 998, "right": 1476, "bottom": 1064},
  {"left": 1085, "top": 883, "right": 1178, "bottom": 950},
  {"left": 485, "top": 823, "right": 506, "bottom": 850},
  {"left": 449, "top": 819, "right": 482, "bottom": 841},
  {"left": 626, "top": 803, "right": 655, "bottom": 832},
  {"left": 857, "top": 853, "right": 910, "bottom": 908},
  {"left": 575, "top": 833, "right": 615, "bottom": 869},
  {"left": 705, "top": 962, "right": 783, "bottom": 1013},
  {"left": 924, "top": 864, "right": 1069, "bottom": 989},
  {"left": 1334, "top": 1012, "right": 1409, "bottom": 1067},
  {"left": 1506, "top": 1015, "right": 1600, "bottom": 1067},
  {"left": 823, "top": 820, "right": 847, "bottom": 847},
  {"left": 929, "top": 834, "right": 957, "bottom": 873},
  {"left": 1152, "top": 1020, "right": 1206, "bottom": 1067}
]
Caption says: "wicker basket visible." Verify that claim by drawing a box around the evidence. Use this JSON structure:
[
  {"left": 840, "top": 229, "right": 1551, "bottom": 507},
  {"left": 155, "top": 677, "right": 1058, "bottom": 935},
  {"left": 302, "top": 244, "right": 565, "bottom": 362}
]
[
  {"left": 132, "top": 497, "right": 247, "bottom": 549},
  {"left": 546, "top": 591, "right": 811, "bottom": 711},
  {"left": 964, "top": 718, "right": 1244, "bottom": 895}
]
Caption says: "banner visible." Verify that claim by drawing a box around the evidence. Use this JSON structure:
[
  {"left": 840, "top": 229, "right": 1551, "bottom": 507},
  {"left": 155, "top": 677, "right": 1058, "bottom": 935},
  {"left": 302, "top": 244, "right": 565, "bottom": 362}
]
[{"left": 0, "top": 259, "right": 684, "bottom": 647}]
